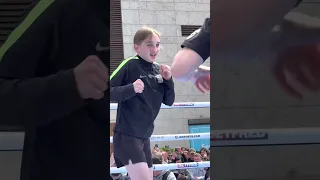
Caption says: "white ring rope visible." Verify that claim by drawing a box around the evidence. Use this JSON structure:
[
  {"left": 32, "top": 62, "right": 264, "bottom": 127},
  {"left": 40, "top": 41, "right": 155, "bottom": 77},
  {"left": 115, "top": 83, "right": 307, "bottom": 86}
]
[
  {"left": 110, "top": 133, "right": 210, "bottom": 143},
  {"left": 110, "top": 102, "right": 210, "bottom": 110},
  {"left": 110, "top": 161, "right": 210, "bottom": 173},
  {"left": 211, "top": 128, "right": 320, "bottom": 146}
]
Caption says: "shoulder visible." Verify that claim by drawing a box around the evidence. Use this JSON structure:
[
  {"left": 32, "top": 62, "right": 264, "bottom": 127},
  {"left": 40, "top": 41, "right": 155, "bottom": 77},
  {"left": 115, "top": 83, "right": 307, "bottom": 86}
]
[
  {"left": 119, "top": 56, "right": 139, "bottom": 67},
  {"left": 111, "top": 56, "right": 139, "bottom": 77},
  {"left": 124, "top": 56, "right": 139, "bottom": 63}
]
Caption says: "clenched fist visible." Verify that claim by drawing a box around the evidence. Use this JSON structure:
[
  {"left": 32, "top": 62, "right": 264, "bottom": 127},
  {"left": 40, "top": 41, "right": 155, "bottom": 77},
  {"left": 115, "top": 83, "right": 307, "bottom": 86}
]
[
  {"left": 74, "top": 55, "right": 109, "bottom": 100},
  {"left": 195, "top": 75, "right": 210, "bottom": 93},
  {"left": 274, "top": 44, "right": 320, "bottom": 99},
  {"left": 133, "top": 79, "right": 144, "bottom": 93},
  {"left": 160, "top": 64, "right": 172, "bottom": 80}
]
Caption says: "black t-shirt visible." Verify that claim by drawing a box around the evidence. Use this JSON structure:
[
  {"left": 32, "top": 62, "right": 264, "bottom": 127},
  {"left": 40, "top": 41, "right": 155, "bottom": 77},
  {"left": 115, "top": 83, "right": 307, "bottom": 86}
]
[{"left": 181, "top": 17, "right": 210, "bottom": 63}]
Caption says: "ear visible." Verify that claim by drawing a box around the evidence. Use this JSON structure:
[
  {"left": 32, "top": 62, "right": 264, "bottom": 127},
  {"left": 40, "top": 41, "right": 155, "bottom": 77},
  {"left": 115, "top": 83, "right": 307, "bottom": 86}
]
[{"left": 133, "top": 44, "right": 139, "bottom": 52}]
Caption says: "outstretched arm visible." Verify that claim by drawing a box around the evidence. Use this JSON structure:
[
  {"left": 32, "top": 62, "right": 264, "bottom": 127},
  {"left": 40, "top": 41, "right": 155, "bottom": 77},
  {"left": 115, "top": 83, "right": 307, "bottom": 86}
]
[{"left": 171, "top": 18, "right": 210, "bottom": 82}]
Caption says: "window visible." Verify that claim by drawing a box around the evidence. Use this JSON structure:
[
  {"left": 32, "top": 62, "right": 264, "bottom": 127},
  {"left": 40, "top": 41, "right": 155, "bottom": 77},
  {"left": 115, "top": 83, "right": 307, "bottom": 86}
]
[
  {"left": 110, "top": 0, "right": 124, "bottom": 74},
  {"left": 189, "top": 124, "right": 210, "bottom": 151},
  {"left": 181, "top": 25, "right": 202, "bottom": 36}
]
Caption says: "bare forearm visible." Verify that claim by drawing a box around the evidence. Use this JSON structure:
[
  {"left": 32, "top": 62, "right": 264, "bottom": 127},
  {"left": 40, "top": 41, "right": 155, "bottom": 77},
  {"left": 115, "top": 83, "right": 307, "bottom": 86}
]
[{"left": 171, "top": 48, "right": 203, "bottom": 81}]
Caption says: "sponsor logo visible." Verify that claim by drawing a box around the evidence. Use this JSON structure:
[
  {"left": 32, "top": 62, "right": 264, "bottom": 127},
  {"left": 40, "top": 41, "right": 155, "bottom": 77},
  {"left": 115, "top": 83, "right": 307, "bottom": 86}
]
[
  {"left": 175, "top": 134, "right": 201, "bottom": 139},
  {"left": 155, "top": 74, "right": 163, "bottom": 83},
  {"left": 95, "top": 42, "right": 109, "bottom": 52},
  {"left": 173, "top": 103, "right": 194, "bottom": 107},
  {"left": 150, "top": 136, "right": 165, "bottom": 141},
  {"left": 177, "top": 163, "right": 199, "bottom": 169},
  {"left": 211, "top": 131, "right": 268, "bottom": 141}
]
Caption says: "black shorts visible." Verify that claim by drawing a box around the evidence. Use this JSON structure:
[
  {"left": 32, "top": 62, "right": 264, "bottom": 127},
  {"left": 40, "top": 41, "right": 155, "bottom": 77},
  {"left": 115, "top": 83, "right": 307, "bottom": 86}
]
[{"left": 113, "top": 131, "right": 152, "bottom": 168}]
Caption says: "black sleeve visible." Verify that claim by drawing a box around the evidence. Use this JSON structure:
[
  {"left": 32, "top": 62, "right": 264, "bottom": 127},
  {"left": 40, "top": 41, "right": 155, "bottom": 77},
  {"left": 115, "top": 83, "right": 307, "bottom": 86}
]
[
  {"left": 0, "top": 1, "right": 86, "bottom": 128},
  {"left": 110, "top": 61, "right": 137, "bottom": 102},
  {"left": 162, "top": 77, "right": 175, "bottom": 106},
  {"left": 294, "top": 0, "right": 302, "bottom": 7},
  {"left": 181, "top": 17, "right": 210, "bottom": 62}
]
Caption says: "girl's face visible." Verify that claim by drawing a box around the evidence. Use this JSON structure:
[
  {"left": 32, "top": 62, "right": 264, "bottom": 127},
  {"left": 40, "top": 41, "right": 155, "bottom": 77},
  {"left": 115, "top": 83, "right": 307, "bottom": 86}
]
[{"left": 134, "top": 34, "right": 160, "bottom": 63}]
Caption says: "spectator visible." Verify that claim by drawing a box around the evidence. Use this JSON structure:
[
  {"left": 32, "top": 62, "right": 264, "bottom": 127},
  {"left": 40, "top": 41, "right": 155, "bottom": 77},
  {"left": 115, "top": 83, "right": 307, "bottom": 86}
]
[
  {"left": 200, "top": 151, "right": 209, "bottom": 161},
  {"left": 181, "top": 151, "right": 189, "bottom": 163},
  {"left": 188, "top": 151, "right": 195, "bottom": 162},
  {"left": 162, "top": 151, "right": 169, "bottom": 164},
  {"left": 167, "top": 153, "right": 173, "bottom": 163},
  {"left": 175, "top": 146, "right": 183, "bottom": 154},
  {"left": 188, "top": 153, "right": 206, "bottom": 180},
  {"left": 153, "top": 149, "right": 159, "bottom": 155},
  {"left": 154, "top": 146, "right": 161, "bottom": 153},
  {"left": 172, "top": 155, "right": 192, "bottom": 180},
  {"left": 199, "top": 148, "right": 207, "bottom": 155},
  {"left": 181, "top": 147, "right": 187, "bottom": 152},
  {"left": 152, "top": 156, "right": 176, "bottom": 180},
  {"left": 166, "top": 149, "right": 171, "bottom": 154},
  {"left": 153, "top": 152, "right": 163, "bottom": 162},
  {"left": 206, "top": 150, "right": 210, "bottom": 160},
  {"left": 170, "top": 152, "right": 178, "bottom": 162},
  {"left": 200, "top": 147, "right": 210, "bottom": 161}
]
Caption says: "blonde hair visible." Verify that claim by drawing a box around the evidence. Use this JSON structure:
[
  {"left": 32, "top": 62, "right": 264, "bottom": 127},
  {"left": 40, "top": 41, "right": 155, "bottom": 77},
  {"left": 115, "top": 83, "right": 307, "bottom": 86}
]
[{"left": 133, "top": 27, "right": 161, "bottom": 45}]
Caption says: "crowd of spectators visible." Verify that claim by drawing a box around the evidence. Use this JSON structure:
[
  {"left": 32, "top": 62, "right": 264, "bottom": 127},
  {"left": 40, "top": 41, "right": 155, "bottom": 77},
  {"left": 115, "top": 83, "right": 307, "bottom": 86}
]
[{"left": 110, "top": 146, "right": 210, "bottom": 180}]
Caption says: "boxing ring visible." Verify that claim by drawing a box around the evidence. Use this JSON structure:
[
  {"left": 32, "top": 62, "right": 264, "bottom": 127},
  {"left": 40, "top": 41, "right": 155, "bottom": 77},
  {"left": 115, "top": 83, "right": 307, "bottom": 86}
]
[{"left": 110, "top": 102, "right": 211, "bottom": 174}]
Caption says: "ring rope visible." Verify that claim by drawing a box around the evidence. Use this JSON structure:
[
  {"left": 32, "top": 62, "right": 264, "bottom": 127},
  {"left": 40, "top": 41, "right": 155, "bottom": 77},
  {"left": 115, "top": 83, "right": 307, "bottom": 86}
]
[
  {"left": 110, "top": 133, "right": 210, "bottom": 143},
  {"left": 110, "top": 102, "right": 210, "bottom": 110},
  {"left": 110, "top": 162, "right": 210, "bottom": 173}
]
